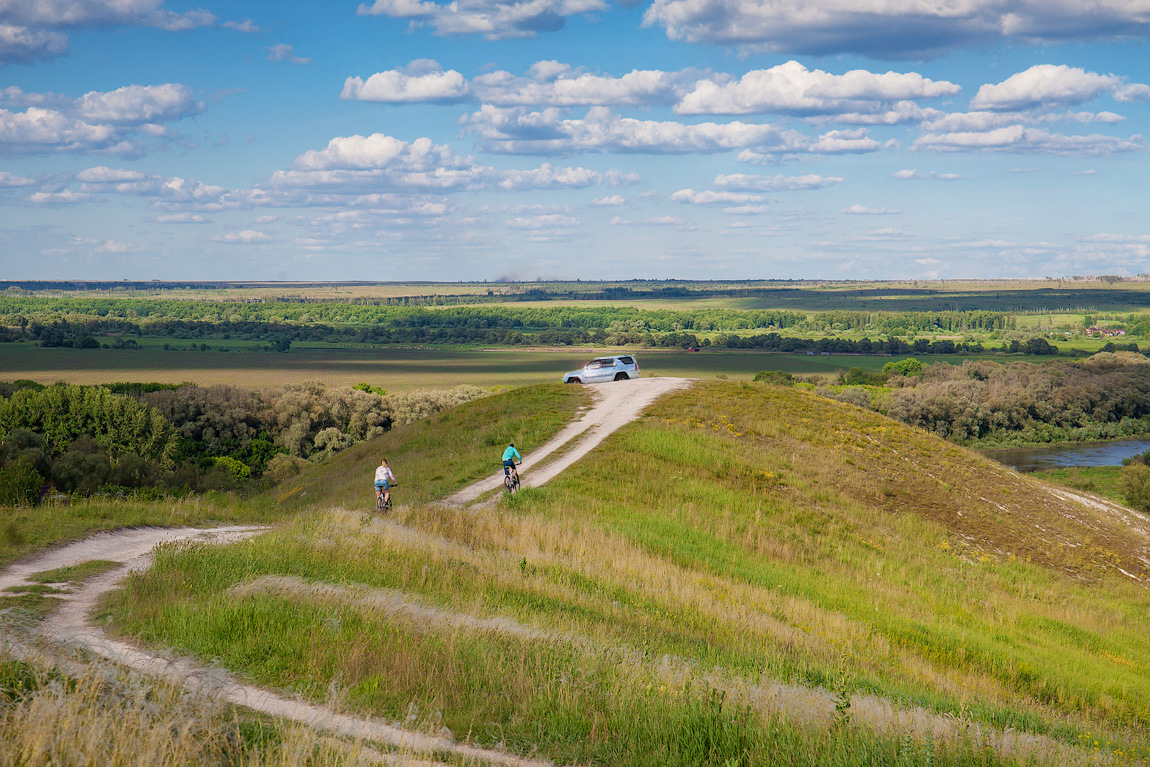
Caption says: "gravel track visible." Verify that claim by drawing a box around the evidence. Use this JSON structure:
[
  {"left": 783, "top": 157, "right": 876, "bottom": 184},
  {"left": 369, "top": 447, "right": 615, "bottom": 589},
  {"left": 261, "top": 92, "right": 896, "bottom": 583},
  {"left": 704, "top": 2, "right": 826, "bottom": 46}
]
[
  {"left": 446, "top": 376, "right": 691, "bottom": 505},
  {"left": 1, "top": 378, "right": 695, "bottom": 765}
]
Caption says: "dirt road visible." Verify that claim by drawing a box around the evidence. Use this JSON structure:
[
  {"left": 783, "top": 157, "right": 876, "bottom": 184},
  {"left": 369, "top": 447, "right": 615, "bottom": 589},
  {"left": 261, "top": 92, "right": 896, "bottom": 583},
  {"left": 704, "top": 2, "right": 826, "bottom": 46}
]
[
  {"left": 447, "top": 376, "right": 691, "bottom": 504},
  {"left": 1, "top": 377, "right": 695, "bottom": 766}
]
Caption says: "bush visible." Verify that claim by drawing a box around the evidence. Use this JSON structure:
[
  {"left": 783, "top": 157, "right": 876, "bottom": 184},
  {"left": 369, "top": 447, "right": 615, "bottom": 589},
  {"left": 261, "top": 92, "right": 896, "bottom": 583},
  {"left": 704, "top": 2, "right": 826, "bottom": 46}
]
[
  {"left": 211, "top": 456, "right": 252, "bottom": 479},
  {"left": 752, "top": 371, "right": 795, "bottom": 386},
  {"left": 1120, "top": 464, "right": 1150, "bottom": 513},
  {"left": 0, "top": 460, "right": 43, "bottom": 506},
  {"left": 265, "top": 453, "right": 310, "bottom": 483},
  {"left": 882, "top": 357, "right": 923, "bottom": 377},
  {"left": 839, "top": 367, "right": 888, "bottom": 386}
]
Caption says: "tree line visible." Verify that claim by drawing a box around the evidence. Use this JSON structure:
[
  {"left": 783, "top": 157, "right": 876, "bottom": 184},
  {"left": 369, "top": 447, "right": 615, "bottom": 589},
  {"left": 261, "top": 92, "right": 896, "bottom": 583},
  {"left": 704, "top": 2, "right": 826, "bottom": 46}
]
[
  {"left": 0, "top": 296, "right": 1020, "bottom": 343},
  {"left": 805, "top": 354, "right": 1150, "bottom": 446},
  {"left": 0, "top": 380, "right": 489, "bottom": 504}
]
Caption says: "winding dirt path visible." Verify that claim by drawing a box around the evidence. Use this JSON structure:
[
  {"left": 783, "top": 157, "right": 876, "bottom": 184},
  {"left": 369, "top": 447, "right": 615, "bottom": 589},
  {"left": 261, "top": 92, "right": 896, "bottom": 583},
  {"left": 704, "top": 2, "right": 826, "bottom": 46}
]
[
  {"left": 1, "top": 377, "right": 695, "bottom": 765},
  {"left": 447, "top": 376, "right": 691, "bottom": 505}
]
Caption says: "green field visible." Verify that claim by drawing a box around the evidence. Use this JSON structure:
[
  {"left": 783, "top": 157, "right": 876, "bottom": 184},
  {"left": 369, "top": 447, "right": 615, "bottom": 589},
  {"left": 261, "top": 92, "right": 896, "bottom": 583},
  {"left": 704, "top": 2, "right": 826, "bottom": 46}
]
[{"left": 0, "top": 341, "right": 1098, "bottom": 390}]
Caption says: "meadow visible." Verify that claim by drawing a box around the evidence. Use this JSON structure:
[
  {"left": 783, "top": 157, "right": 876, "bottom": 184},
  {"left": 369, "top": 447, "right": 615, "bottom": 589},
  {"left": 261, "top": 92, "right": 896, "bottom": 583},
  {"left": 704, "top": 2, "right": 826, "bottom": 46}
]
[
  {"left": 0, "top": 339, "right": 1105, "bottom": 391},
  {"left": 89, "top": 381, "right": 1150, "bottom": 767}
]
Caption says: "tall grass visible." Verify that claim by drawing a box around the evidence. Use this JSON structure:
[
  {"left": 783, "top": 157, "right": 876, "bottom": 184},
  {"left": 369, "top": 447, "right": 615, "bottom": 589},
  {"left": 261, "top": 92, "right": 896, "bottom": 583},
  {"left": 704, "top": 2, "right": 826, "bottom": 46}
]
[
  {"left": 101, "top": 381, "right": 1150, "bottom": 765},
  {"left": 263, "top": 382, "right": 590, "bottom": 511},
  {"left": 0, "top": 648, "right": 405, "bottom": 766}
]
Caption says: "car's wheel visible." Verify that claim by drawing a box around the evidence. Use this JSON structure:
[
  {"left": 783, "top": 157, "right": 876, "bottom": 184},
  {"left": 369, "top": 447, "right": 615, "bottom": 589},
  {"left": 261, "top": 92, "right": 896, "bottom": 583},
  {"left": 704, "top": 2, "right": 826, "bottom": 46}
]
[
  {"left": 614, "top": 373, "right": 629, "bottom": 381},
  {"left": 567, "top": 377, "right": 581, "bottom": 384}
]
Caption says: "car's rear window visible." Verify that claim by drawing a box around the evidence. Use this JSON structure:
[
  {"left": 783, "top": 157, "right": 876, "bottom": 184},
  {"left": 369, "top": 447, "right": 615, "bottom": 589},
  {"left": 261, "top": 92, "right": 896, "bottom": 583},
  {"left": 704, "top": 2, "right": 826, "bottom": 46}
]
[{"left": 617, "top": 356, "right": 634, "bottom": 365}]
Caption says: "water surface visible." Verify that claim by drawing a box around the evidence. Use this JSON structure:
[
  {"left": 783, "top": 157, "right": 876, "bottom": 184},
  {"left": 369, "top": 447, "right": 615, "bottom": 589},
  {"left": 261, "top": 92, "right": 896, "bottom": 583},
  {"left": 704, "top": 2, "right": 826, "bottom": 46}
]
[{"left": 983, "top": 439, "right": 1150, "bottom": 472}]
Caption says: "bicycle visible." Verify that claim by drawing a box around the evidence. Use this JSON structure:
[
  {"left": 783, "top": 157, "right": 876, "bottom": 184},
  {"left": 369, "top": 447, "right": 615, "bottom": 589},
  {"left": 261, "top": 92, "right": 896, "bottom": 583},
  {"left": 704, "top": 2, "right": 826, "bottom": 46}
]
[
  {"left": 503, "top": 464, "right": 520, "bottom": 494},
  {"left": 376, "top": 483, "right": 396, "bottom": 512}
]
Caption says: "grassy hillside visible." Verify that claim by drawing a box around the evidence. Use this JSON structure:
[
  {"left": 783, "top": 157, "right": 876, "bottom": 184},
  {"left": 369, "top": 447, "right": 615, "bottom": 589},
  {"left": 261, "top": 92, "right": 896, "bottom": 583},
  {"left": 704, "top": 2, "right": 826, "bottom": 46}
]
[
  {"left": 103, "top": 381, "right": 1150, "bottom": 766},
  {"left": 265, "top": 382, "right": 591, "bottom": 511}
]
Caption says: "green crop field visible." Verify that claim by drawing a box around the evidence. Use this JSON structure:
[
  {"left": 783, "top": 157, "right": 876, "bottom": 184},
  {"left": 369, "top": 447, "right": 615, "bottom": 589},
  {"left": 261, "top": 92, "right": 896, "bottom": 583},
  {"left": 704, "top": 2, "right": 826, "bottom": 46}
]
[{"left": 0, "top": 340, "right": 1098, "bottom": 391}]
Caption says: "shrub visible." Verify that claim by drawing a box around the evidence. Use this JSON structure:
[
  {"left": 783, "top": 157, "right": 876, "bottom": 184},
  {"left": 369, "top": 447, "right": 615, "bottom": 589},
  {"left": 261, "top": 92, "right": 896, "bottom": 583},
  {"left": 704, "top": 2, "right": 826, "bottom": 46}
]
[
  {"left": 882, "top": 357, "right": 923, "bottom": 377},
  {"left": 839, "top": 367, "right": 888, "bottom": 386},
  {"left": 1120, "top": 464, "right": 1150, "bottom": 512},
  {"left": 265, "top": 453, "right": 310, "bottom": 483},
  {"left": 0, "top": 460, "right": 43, "bottom": 506},
  {"left": 211, "top": 456, "right": 252, "bottom": 479},
  {"left": 752, "top": 371, "right": 795, "bottom": 386}
]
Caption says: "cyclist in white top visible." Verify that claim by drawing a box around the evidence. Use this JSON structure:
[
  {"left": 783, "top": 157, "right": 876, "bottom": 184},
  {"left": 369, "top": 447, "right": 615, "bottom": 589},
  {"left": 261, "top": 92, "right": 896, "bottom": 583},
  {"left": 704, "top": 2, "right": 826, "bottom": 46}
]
[{"left": 374, "top": 458, "right": 397, "bottom": 510}]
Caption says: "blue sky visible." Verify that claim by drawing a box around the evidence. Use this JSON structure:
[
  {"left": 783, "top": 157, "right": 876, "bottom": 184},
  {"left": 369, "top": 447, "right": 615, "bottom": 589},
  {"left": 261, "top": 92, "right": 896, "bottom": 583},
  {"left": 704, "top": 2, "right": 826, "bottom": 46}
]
[{"left": 1, "top": 0, "right": 1148, "bottom": 281}]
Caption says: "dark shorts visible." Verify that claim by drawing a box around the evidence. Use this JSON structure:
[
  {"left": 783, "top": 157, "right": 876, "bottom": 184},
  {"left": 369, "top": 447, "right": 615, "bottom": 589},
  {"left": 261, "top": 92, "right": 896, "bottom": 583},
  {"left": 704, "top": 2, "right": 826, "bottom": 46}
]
[{"left": 503, "top": 459, "right": 516, "bottom": 473}]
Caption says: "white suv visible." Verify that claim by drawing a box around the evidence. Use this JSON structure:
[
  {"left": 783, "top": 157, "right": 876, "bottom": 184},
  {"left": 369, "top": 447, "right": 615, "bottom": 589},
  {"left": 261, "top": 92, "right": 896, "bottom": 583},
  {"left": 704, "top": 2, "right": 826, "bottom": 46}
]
[{"left": 562, "top": 355, "right": 640, "bottom": 384}]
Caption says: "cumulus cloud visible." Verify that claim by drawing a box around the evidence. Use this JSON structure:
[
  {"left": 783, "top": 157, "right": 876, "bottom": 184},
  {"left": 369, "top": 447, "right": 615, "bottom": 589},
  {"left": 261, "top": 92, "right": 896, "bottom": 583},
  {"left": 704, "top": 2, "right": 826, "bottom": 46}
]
[
  {"left": 461, "top": 105, "right": 892, "bottom": 156},
  {"left": 507, "top": 213, "right": 578, "bottom": 228},
  {"left": 212, "top": 230, "right": 272, "bottom": 243},
  {"left": 844, "top": 204, "right": 899, "bottom": 214},
  {"left": 473, "top": 62, "right": 684, "bottom": 106},
  {"left": 891, "top": 169, "right": 964, "bottom": 180},
  {"left": 0, "top": 22, "right": 67, "bottom": 63},
  {"left": 913, "top": 126, "right": 1144, "bottom": 155},
  {"left": 270, "top": 131, "right": 636, "bottom": 197},
  {"left": 154, "top": 212, "right": 206, "bottom": 223},
  {"left": 0, "top": 84, "right": 203, "bottom": 157},
  {"left": 971, "top": 65, "right": 1150, "bottom": 111},
  {"left": 0, "top": 0, "right": 215, "bottom": 64},
  {"left": 609, "top": 215, "right": 686, "bottom": 226},
  {"left": 591, "top": 194, "right": 625, "bottom": 205},
  {"left": 267, "top": 44, "right": 312, "bottom": 65},
  {"left": 714, "top": 172, "right": 843, "bottom": 191},
  {"left": 342, "top": 59, "right": 470, "bottom": 103},
  {"left": 671, "top": 189, "right": 766, "bottom": 205},
  {"left": 640, "top": 0, "right": 1150, "bottom": 59},
  {"left": 0, "top": 170, "right": 35, "bottom": 186},
  {"left": 356, "top": 0, "right": 606, "bottom": 40},
  {"left": 675, "top": 60, "right": 958, "bottom": 117}
]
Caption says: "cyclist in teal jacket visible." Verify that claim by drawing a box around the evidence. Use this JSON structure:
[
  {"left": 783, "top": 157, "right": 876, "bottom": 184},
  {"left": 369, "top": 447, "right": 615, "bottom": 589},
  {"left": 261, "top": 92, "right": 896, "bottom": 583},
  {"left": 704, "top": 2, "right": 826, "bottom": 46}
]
[{"left": 502, "top": 443, "right": 521, "bottom": 482}]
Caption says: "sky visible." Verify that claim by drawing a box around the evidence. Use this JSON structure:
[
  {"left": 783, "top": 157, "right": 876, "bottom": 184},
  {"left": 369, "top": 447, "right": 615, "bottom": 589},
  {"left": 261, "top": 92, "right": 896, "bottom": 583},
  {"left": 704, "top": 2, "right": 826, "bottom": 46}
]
[{"left": 1, "top": 0, "right": 1148, "bottom": 282}]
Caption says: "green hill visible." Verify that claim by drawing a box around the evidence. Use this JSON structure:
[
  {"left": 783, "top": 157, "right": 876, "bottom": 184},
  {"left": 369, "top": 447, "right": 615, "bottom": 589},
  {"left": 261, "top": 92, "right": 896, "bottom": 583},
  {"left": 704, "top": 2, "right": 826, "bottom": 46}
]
[{"left": 104, "top": 380, "right": 1150, "bottom": 766}]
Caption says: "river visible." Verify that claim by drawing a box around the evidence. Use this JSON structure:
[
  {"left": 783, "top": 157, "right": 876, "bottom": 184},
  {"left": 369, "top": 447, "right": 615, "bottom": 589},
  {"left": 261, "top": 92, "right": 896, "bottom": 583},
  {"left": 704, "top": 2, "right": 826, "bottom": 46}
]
[{"left": 982, "top": 439, "right": 1150, "bottom": 472}]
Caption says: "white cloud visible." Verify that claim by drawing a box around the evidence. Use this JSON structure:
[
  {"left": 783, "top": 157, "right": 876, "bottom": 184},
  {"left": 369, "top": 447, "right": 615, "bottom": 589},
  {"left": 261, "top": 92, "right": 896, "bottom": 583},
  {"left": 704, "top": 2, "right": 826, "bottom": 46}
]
[
  {"left": 591, "top": 195, "right": 624, "bottom": 205},
  {"left": 714, "top": 172, "right": 843, "bottom": 191},
  {"left": 671, "top": 189, "right": 766, "bottom": 205},
  {"left": 844, "top": 204, "right": 899, "bottom": 214},
  {"left": 0, "top": 170, "right": 34, "bottom": 186},
  {"left": 507, "top": 213, "right": 578, "bottom": 228},
  {"left": 971, "top": 65, "right": 1150, "bottom": 111},
  {"left": 75, "top": 84, "right": 202, "bottom": 123},
  {"left": 913, "top": 126, "right": 1143, "bottom": 155},
  {"left": 0, "top": 84, "right": 203, "bottom": 157},
  {"left": 267, "top": 44, "right": 312, "bottom": 65},
  {"left": 76, "top": 165, "right": 148, "bottom": 183},
  {"left": 212, "top": 230, "right": 272, "bottom": 243},
  {"left": 154, "top": 212, "right": 206, "bottom": 223},
  {"left": 610, "top": 215, "right": 686, "bottom": 226},
  {"left": 222, "top": 19, "right": 258, "bottom": 33},
  {"left": 0, "top": 22, "right": 67, "bottom": 64},
  {"left": 462, "top": 105, "right": 889, "bottom": 156},
  {"left": 675, "top": 60, "right": 958, "bottom": 116},
  {"left": 28, "top": 189, "right": 90, "bottom": 204},
  {"left": 342, "top": 60, "right": 470, "bottom": 103},
  {"left": 96, "top": 239, "right": 137, "bottom": 253},
  {"left": 356, "top": 0, "right": 606, "bottom": 40},
  {"left": 0, "top": 0, "right": 214, "bottom": 63},
  {"left": 473, "top": 63, "right": 682, "bottom": 106},
  {"left": 890, "top": 169, "right": 964, "bottom": 180},
  {"left": 640, "top": 0, "right": 1150, "bottom": 58}
]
